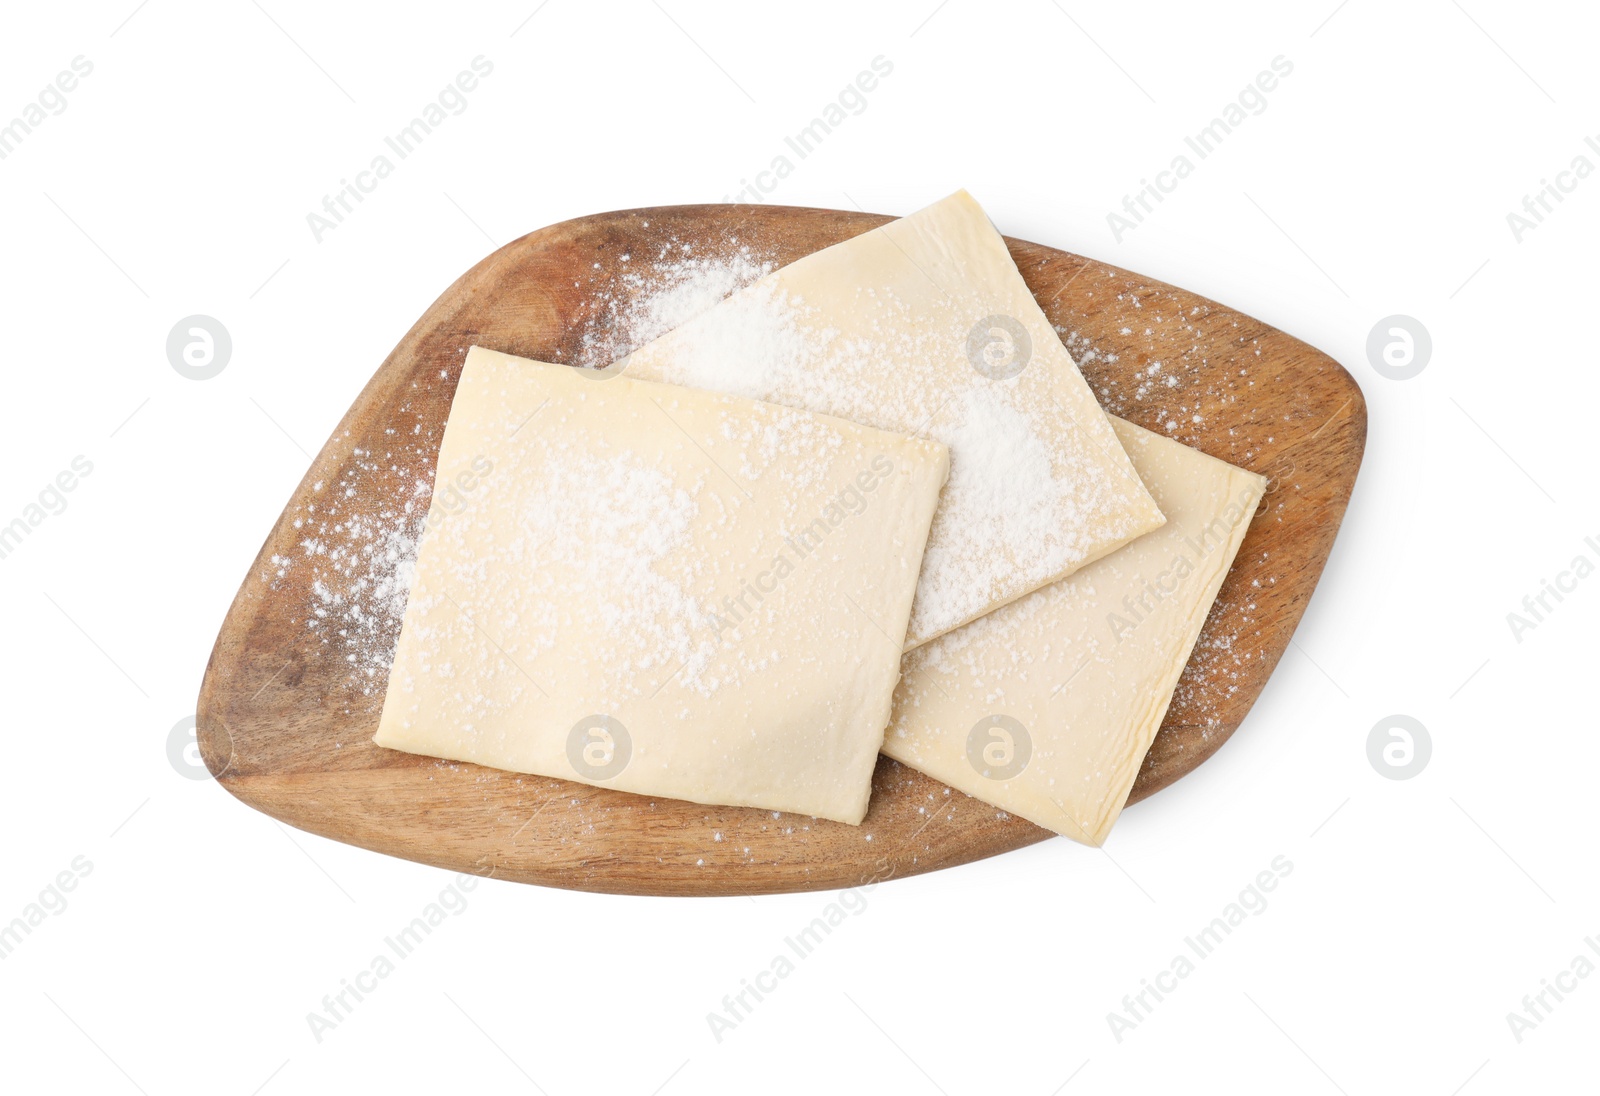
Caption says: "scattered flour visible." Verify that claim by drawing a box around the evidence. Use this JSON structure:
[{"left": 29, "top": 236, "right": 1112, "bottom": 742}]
[
  {"left": 576, "top": 242, "right": 776, "bottom": 369},
  {"left": 512, "top": 447, "right": 723, "bottom": 697},
  {"left": 269, "top": 443, "right": 435, "bottom": 697}
]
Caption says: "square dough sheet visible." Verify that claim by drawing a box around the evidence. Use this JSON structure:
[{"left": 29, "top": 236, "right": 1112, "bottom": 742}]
[
  {"left": 375, "top": 346, "right": 949, "bottom": 825},
  {"left": 883, "top": 418, "right": 1266, "bottom": 846},
  {"left": 616, "top": 189, "right": 1165, "bottom": 648}
]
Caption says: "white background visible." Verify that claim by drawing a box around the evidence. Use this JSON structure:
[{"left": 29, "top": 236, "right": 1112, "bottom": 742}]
[{"left": 2, "top": 1, "right": 1595, "bottom": 1093}]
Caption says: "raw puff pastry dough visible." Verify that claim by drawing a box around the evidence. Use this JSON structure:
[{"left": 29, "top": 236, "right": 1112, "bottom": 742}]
[
  {"left": 617, "top": 190, "right": 1165, "bottom": 648},
  {"left": 883, "top": 419, "right": 1266, "bottom": 845},
  {"left": 375, "top": 347, "right": 949, "bottom": 825}
]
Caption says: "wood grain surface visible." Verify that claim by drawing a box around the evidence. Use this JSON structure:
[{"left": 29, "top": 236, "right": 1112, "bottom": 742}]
[{"left": 196, "top": 203, "right": 1366, "bottom": 896}]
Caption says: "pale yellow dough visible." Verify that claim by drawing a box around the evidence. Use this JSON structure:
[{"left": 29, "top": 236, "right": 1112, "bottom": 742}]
[
  {"left": 617, "top": 190, "right": 1165, "bottom": 648},
  {"left": 375, "top": 347, "right": 949, "bottom": 825},
  {"left": 883, "top": 419, "right": 1266, "bottom": 846}
]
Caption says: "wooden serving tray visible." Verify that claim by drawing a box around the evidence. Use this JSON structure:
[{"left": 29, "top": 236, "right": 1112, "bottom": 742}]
[{"left": 197, "top": 203, "right": 1365, "bottom": 896}]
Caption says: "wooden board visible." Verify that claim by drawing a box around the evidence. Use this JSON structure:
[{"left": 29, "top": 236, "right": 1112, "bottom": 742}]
[{"left": 196, "top": 203, "right": 1365, "bottom": 896}]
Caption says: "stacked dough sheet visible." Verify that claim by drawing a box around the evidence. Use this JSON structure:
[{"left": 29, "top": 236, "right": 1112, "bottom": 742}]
[{"left": 375, "top": 191, "right": 1265, "bottom": 845}]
